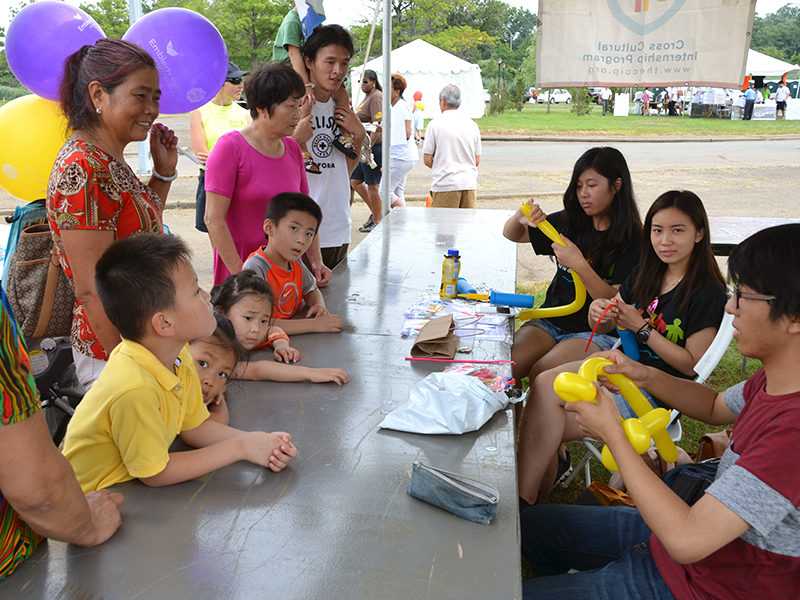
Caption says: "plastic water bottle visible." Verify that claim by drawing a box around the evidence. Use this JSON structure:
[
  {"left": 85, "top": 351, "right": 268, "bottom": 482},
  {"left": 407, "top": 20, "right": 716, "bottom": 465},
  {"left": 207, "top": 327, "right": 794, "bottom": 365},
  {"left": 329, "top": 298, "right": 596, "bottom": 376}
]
[{"left": 439, "top": 249, "right": 461, "bottom": 298}]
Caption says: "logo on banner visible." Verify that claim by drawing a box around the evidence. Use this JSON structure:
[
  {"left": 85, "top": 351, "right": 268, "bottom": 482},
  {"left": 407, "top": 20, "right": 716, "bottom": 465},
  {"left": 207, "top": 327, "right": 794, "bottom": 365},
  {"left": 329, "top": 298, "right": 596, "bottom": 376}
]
[{"left": 606, "top": 0, "right": 687, "bottom": 35}]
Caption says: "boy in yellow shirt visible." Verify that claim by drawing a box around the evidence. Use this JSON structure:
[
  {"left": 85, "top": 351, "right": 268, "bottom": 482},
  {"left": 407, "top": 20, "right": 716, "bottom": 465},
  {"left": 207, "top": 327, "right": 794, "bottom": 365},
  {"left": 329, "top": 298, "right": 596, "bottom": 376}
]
[{"left": 63, "top": 234, "right": 297, "bottom": 493}]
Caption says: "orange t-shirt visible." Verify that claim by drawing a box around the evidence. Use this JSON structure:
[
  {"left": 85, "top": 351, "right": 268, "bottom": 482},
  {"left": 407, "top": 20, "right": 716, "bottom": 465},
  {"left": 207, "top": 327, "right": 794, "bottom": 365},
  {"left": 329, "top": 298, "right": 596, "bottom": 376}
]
[{"left": 243, "top": 247, "right": 317, "bottom": 319}]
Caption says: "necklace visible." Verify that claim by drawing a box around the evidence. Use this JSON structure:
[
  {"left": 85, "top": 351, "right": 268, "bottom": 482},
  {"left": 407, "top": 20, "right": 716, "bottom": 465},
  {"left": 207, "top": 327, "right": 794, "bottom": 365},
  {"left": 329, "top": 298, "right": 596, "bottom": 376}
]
[
  {"left": 663, "top": 277, "right": 683, "bottom": 293},
  {"left": 82, "top": 129, "right": 126, "bottom": 165}
]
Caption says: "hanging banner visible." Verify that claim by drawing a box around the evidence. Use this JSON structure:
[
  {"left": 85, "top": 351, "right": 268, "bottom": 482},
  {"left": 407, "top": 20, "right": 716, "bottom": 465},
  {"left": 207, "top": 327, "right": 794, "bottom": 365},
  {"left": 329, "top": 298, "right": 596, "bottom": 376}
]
[{"left": 537, "top": 0, "right": 757, "bottom": 88}]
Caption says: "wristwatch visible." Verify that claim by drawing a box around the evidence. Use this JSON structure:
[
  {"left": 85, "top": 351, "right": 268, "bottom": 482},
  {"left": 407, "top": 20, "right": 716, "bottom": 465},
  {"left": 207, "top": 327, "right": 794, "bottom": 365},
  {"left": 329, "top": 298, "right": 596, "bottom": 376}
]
[{"left": 636, "top": 323, "right": 653, "bottom": 345}]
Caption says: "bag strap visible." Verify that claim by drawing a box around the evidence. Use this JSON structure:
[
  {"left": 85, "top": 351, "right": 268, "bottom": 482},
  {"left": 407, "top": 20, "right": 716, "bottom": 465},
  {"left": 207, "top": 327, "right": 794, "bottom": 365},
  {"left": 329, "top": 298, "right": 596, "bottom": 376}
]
[{"left": 33, "top": 247, "right": 61, "bottom": 338}]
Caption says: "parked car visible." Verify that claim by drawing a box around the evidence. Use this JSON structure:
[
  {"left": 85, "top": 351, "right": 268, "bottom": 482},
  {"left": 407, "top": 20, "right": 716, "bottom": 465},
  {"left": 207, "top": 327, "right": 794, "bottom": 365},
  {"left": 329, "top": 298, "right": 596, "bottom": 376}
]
[
  {"left": 523, "top": 87, "right": 537, "bottom": 102},
  {"left": 536, "top": 89, "right": 572, "bottom": 104},
  {"left": 586, "top": 88, "right": 604, "bottom": 104}
]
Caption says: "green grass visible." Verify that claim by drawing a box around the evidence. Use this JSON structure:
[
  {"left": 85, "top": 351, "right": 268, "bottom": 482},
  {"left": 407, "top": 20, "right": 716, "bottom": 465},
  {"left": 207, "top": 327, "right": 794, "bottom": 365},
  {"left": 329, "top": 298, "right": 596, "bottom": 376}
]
[
  {"left": 478, "top": 104, "right": 800, "bottom": 137},
  {"left": 513, "top": 282, "right": 756, "bottom": 506}
]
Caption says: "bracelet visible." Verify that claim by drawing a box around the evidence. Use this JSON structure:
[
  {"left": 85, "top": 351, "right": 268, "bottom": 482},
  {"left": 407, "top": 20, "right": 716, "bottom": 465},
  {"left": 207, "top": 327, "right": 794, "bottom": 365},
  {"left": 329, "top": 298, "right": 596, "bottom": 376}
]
[
  {"left": 151, "top": 166, "right": 178, "bottom": 182},
  {"left": 305, "top": 83, "right": 315, "bottom": 89},
  {"left": 268, "top": 331, "right": 290, "bottom": 346}
]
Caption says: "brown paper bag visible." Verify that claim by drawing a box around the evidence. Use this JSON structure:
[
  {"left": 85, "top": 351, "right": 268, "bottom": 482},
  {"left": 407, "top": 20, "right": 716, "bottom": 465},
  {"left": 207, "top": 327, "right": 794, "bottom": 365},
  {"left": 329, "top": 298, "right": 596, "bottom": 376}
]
[{"left": 410, "top": 314, "right": 457, "bottom": 359}]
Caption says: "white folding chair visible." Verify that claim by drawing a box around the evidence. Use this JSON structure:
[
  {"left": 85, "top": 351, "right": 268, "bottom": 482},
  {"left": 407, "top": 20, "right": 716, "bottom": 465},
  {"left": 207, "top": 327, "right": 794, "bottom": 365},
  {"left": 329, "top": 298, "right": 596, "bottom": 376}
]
[{"left": 561, "top": 310, "right": 736, "bottom": 488}]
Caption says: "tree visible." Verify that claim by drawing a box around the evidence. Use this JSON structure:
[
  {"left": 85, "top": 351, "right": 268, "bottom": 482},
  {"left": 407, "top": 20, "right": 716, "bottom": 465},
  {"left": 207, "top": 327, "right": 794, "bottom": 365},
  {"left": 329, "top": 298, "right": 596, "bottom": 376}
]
[
  {"left": 210, "top": 0, "right": 291, "bottom": 69},
  {"left": 519, "top": 33, "right": 536, "bottom": 88},
  {"left": 80, "top": 0, "right": 147, "bottom": 38},
  {"left": 750, "top": 7, "right": 800, "bottom": 65}
]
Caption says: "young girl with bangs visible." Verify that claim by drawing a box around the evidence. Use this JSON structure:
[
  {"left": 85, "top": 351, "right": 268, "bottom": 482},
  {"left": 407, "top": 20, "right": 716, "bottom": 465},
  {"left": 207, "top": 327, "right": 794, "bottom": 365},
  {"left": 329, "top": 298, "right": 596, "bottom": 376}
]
[
  {"left": 517, "top": 190, "right": 727, "bottom": 506},
  {"left": 189, "top": 313, "right": 245, "bottom": 426},
  {"left": 212, "top": 271, "right": 348, "bottom": 385}
]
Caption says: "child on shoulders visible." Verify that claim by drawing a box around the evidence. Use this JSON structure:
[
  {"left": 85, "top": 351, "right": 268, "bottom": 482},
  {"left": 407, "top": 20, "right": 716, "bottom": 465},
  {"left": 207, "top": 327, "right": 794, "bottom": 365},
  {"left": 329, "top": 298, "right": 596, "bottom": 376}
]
[
  {"left": 212, "top": 270, "right": 348, "bottom": 385},
  {"left": 273, "top": 7, "right": 357, "bottom": 174},
  {"left": 243, "top": 191, "right": 342, "bottom": 335},
  {"left": 63, "top": 234, "right": 297, "bottom": 493}
]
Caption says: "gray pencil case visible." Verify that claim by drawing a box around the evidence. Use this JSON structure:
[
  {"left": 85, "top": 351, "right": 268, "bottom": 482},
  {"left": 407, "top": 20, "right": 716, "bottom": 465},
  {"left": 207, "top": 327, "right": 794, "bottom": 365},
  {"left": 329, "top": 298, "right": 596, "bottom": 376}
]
[{"left": 407, "top": 461, "right": 499, "bottom": 525}]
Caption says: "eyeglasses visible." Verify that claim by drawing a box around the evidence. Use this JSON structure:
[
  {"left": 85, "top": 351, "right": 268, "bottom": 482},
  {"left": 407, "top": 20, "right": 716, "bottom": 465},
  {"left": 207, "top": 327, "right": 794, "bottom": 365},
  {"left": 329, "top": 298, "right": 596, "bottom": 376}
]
[
  {"left": 226, "top": 77, "right": 243, "bottom": 85},
  {"left": 733, "top": 284, "right": 777, "bottom": 309}
]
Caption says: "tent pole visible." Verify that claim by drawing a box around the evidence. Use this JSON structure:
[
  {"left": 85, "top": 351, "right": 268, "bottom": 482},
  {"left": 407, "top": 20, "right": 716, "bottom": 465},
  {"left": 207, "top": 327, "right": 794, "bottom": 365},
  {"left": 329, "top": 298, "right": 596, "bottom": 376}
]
[{"left": 380, "top": 0, "right": 392, "bottom": 218}]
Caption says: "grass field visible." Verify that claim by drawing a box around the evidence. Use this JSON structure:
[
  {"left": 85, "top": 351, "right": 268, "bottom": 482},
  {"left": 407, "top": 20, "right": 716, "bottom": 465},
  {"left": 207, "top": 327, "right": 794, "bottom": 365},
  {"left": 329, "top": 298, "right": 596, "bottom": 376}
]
[{"left": 477, "top": 103, "right": 800, "bottom": 137}]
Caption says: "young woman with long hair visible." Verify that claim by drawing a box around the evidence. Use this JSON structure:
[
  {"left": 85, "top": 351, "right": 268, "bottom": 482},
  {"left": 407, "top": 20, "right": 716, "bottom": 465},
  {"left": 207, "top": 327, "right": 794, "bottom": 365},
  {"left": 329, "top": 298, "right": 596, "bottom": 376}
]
[{"left": 517, "top": 190, "right": 727, "bottom": 506}]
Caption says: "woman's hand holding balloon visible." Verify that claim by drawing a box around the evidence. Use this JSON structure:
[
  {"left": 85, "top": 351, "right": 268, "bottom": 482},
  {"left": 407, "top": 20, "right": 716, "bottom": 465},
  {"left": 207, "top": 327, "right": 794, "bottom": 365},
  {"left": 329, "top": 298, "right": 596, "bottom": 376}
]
[
  {"left": 518, "top": 201, "right": 546, "bottom": 227},
  {"left": 551, "top": 234, "right": 585, "bottom": 271},
  {"left": 613, "top": 301, "right": 648, "bottom": 332},
  {"left": 589, "top": 298, "right": 618, "bottom": 326},
  {"left": 150, "top": 123, "right": 178, "bottom": 177}
]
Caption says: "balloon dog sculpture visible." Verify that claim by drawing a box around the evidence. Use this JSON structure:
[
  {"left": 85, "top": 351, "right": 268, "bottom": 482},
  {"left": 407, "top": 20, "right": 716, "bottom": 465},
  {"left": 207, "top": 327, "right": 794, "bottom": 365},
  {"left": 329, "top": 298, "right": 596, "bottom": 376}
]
[{"left": 553, "top": 357, "right": 678, "bottom": 471}]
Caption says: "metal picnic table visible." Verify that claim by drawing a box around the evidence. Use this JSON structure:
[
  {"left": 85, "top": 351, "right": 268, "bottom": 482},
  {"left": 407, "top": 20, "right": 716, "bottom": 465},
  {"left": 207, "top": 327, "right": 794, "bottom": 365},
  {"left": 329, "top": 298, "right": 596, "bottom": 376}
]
[{"left": 1, "top": 207, "right": 522, "bottom": 600}]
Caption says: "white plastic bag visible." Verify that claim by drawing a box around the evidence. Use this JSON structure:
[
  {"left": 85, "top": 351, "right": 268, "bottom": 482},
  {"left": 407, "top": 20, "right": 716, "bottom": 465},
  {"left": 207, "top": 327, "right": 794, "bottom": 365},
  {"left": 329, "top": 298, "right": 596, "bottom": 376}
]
[{"left": 379, "top": 373, "right": 520, "bottom": 435}]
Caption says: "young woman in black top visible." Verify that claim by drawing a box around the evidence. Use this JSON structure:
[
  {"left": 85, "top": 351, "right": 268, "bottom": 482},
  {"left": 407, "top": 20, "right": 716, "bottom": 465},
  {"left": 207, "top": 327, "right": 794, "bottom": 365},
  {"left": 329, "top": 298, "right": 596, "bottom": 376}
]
[
  {"left": 503, "top": 147, "right": 642, "bottom": 454},
  {"left": 517, "top": 190, "right": 726, "bottom": 506}
]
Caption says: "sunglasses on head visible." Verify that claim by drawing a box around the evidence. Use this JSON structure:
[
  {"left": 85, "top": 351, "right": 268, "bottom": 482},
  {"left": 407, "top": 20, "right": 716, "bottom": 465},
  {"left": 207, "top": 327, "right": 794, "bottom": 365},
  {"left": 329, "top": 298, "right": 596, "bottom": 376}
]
[{"left": 227, "top": 77, "right": 243, "bottom": 85}]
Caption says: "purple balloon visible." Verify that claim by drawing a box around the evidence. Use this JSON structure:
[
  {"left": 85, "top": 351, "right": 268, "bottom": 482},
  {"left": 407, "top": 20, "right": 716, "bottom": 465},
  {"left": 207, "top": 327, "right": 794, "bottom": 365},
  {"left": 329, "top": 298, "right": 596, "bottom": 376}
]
[
  {"left": 123, "top": 8, "right": 228, "bottom": 114},
  {"left": 5, "top": 1, "right": 105, "bottom": 101}
]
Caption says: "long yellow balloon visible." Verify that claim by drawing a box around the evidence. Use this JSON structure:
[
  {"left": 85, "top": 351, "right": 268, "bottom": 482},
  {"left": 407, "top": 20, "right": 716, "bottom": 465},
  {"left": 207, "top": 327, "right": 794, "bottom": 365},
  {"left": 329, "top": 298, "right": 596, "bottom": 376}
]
[
  {"left": 553, "top": 357, "right": 678, "bottom": 471},
  {"left": 517, "top": 204, "right": 587, "bottom": 321}
]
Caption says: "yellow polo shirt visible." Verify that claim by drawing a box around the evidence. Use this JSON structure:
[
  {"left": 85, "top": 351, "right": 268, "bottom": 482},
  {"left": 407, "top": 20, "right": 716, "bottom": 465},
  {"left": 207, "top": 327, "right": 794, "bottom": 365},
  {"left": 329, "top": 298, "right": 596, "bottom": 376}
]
[{"left": 63, "top": 340, "right": 210, "bottom": 493}]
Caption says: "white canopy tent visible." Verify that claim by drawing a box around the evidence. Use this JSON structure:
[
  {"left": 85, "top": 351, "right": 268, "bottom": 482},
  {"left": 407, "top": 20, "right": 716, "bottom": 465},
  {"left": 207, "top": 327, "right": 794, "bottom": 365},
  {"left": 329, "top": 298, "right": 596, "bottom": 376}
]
[
  {"left": 745, "top": 49, "right": 800, "bottom": 79},
  {"left": 352, "top": 39, "right": 486, "bottom": 119}
]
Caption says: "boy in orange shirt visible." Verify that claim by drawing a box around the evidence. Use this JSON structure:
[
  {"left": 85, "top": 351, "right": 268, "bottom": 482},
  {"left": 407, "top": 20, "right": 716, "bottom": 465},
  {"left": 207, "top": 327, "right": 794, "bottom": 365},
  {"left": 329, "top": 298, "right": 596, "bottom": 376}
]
[{"left": 243, "top": 192, "right": 342, "bottom": 336}]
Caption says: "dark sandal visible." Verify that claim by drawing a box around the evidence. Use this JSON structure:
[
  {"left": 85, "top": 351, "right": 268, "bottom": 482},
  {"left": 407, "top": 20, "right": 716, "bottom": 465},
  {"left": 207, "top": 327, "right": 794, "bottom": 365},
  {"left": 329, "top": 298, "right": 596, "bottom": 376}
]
[
  {"left": 303, "top": 152, "right": 321, "bottom": 175},
  {"left": 333, "top": 136, "right": 358, "bottom": 160}
]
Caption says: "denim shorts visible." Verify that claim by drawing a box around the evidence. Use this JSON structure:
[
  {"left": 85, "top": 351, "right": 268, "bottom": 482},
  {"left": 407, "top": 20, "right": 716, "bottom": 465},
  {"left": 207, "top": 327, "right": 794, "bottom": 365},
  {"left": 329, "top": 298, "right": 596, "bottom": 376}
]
[
  {"left": 612, "top": 387, "right": 660, "bottom": 420},
  {"left": 523, "top": 318, "right": 618, "bottom": 352}
]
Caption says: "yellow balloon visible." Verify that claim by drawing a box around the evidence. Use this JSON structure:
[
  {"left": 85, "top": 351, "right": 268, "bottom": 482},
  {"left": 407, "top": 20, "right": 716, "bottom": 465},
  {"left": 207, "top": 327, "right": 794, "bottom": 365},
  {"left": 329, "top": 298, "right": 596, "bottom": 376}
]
[
  {"left": 517, "top": 203, "right": 587, "bottom": 320},
  {"left": 553, "top": 356, "right": 678, "bottom": 471},
  {"left": 0, "top": 95, "right": 71, "bottom": 201},
  {"left": 415, "top": 100, "right": 425, "bottom": 110}
]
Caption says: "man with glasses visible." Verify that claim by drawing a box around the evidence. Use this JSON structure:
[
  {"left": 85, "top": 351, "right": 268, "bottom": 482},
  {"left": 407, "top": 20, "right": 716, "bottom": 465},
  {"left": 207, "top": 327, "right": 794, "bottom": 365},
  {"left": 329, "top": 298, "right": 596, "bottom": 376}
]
[{"left": 520, "top": 223, "right": 800, "bottom": 599}]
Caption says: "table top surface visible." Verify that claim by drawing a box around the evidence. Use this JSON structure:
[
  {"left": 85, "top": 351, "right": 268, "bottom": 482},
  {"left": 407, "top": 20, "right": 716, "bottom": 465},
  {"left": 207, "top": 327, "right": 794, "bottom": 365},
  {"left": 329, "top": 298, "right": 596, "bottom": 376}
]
[
  {"left": 708, "top": 215, "right": 800, "bottom": 255},
  {"left": 3, "top": 208, "right": 522, "bottom": 599}
]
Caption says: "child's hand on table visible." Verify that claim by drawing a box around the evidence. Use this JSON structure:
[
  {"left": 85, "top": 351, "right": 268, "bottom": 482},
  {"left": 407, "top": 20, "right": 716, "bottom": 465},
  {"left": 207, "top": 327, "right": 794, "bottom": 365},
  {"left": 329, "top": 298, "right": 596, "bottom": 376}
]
[
  {"left": 269, "top": 432, "right": 298, "bottom": 471},
  {"left": 239, "top": 431, "right": 298, "bottom": 472},
  {"left": 310, "top": 368, "right": 349, "bottom": 385},
  {"left": 310, "top": 312, "right": 342, "bottom": 332},
  {"left": 273, "top": 342, "right": 300, "bottom": 363},
  {"left": 306, "top": 304, "right": 330, "bottom": 318}
]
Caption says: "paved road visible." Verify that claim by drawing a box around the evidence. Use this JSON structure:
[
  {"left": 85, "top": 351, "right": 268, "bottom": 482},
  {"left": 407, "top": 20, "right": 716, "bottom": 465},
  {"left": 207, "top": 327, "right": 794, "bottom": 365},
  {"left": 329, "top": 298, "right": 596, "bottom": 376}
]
[{"left": 2, "top": 113, "right": 798, "bottom": 289}]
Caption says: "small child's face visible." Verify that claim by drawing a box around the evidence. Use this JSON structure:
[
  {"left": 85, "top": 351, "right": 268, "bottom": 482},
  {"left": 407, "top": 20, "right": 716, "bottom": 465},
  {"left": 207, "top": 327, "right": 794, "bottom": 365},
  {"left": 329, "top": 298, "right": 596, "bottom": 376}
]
[
  {"left": 189, "top": 340, "right": 236, "bottom": 404},
  {"left": 263, "top": 210, "right": 318, "bottom": 268},
  {"left": 172, "top": 260, "right": 216, "bottom": 342},
  {"left": 225, "top": 295, "right": 272, "bottom": 350}
]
